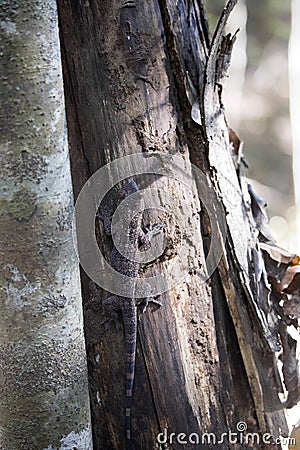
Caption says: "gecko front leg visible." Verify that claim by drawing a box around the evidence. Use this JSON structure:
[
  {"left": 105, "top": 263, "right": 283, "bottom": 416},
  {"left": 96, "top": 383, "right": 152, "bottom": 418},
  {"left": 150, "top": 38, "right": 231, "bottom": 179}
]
[{"left": 139, "top": 222, "right": 163, "bottom": 249}]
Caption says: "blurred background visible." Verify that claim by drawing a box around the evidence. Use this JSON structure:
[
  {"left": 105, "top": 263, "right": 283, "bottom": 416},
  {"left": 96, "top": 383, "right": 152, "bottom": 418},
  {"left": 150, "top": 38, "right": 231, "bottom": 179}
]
[{"left": 206, "top": 0, "right": 299, "bottom": 253}]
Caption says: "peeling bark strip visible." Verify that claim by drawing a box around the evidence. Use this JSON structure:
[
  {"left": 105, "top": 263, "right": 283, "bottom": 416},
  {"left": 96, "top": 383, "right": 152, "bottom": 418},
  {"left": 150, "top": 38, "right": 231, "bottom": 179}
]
[
  {"left": 0, "top": 2, "right": 92, "bottom": 449},
  {"left": 202, "top": 0, "right": 289, "bottom": 439}
]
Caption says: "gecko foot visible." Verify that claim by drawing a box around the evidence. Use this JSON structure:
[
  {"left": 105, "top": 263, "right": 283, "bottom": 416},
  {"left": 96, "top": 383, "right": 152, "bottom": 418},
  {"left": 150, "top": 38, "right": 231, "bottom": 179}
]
[
  {"left": 101, "top": 317, "right": 123, "bottom": 332},
  {"left": 146, "top": 222, "right": 163, "bottom": 237},
  {"left": 102, "top": 295, "right": 122, "bottom": 331},
  {"left": 140, "top": 223, "right": 164, "bottom": 250},
  {"left": 138, "top": 295, "right": 162, "bottom": 314}
]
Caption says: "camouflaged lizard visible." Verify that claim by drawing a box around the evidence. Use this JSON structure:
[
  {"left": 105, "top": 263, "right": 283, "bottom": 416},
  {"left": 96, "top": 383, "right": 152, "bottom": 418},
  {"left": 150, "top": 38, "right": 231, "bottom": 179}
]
[{"left": 99, "top": 179, "right": 162, "bottom": 448}]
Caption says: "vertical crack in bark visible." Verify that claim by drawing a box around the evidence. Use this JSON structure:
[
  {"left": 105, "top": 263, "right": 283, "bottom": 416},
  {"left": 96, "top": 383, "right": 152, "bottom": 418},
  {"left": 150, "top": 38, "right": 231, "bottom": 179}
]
[
  {"left": 57, "top": 4, "right": 94, "bottom": 180},
  {"left": 156, "top": 0, "right": 196, "bottom": 122},
  {"left": 137, "top": 328, "right": 163, "bottom": 442}
]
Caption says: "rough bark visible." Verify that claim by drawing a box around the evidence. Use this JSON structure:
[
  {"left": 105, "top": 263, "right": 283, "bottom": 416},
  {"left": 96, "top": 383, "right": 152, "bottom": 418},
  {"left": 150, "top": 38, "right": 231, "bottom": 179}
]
[
  {"left": 57, "top": 0, "right": 290, "bottom": 449},
  {"left": 0, "top": 2, "right": 92, "bottom": 449}
]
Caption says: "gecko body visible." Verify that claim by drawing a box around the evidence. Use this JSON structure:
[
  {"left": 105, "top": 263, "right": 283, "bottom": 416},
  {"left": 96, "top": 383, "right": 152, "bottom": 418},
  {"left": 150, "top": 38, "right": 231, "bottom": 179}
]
[{"left": 101, "top": 179, "right": 161, "bottom": 448}]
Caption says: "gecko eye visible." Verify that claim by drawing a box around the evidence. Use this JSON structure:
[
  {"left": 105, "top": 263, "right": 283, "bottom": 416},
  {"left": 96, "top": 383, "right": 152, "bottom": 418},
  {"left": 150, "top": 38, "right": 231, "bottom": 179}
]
[{"left": 119, "top": 190, "right": 127, "bottom": 200}]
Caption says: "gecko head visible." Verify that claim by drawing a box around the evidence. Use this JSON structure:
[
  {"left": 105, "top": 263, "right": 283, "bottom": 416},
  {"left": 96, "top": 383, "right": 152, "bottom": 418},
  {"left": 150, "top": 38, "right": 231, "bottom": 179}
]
[{"left": 119, "top": 179, "right": 140, "bottom": 200}]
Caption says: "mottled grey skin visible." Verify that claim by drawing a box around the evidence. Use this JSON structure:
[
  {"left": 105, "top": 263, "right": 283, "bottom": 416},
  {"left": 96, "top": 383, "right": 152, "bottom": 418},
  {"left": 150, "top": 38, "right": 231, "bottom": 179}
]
[{"left": 100, "top": 179, "right": 161, "bottom": 448}]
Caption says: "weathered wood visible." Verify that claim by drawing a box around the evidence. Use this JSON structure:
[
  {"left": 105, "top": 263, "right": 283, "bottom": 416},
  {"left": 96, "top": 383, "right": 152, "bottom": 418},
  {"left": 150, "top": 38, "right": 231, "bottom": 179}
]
[{"left": 57, "top": 0, "right": 288, "bottom": 449}]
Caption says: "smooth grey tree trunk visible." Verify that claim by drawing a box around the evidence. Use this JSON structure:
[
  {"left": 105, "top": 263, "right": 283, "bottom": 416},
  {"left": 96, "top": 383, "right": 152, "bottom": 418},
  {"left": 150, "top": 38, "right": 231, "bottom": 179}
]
[{"left": 0, "top": 2, "right": 92, "bottom": 449}]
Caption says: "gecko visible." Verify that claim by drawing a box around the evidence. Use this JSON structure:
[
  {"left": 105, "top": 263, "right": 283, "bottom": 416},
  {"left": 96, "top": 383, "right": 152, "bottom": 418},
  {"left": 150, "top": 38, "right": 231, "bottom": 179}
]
[{"left": 99, "top": 179, "right": 162, "bottom": 448}]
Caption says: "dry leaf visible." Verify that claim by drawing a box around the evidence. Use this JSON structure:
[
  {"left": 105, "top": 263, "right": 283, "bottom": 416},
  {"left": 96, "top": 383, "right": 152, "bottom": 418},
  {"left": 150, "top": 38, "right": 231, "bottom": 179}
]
[
  {"left": 279, "top": 324, "right": 300, "bottom": 409},
  {"left": 289, "top": 425, "right": 300, "bottom": 449},
  {"left": 292, "top": 255, "right": 300, "bottom": 266},
  {"left": 191, "top": 100, "right": 202, "bottom": 125},
  {"left": 279, "top": 265, "right": 300, "bottom": 293},
  {"left": 248, "top": 184, "right": 275, "bottom": 244},
  {"left": 229, "top": 127, "right": 241, "bottom": 156},
  {"left": 260, "top": 242, "right": 297, "bottom": 265},
  {"left": 283, "top": 297, "right": 300, "bottom": 319}
]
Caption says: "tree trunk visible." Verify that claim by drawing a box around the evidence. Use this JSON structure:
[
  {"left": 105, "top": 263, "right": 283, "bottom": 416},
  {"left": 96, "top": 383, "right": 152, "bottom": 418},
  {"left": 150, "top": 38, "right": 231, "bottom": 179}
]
[
  {"left": 57, "top": 1, "right": 291, "bottom": 449},
  {"left": 0, "top": 2, "right": 92, "bottom": 449}
]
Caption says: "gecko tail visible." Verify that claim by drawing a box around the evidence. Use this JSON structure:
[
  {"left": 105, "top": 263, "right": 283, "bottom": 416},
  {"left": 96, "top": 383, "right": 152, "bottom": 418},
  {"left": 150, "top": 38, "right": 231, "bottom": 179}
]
[
  {"left": 123, "top": 301, "right": 137, "bottom": 448},
  {"left": 125, "top": 432, "right": 133, "bottom": 450}
]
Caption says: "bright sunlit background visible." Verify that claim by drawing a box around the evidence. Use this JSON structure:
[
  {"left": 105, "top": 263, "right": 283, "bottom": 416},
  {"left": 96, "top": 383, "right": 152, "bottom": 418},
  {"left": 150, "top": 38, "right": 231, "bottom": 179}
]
[{"left": 207, "top": 0, "right": 299, "bottom": 253}]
